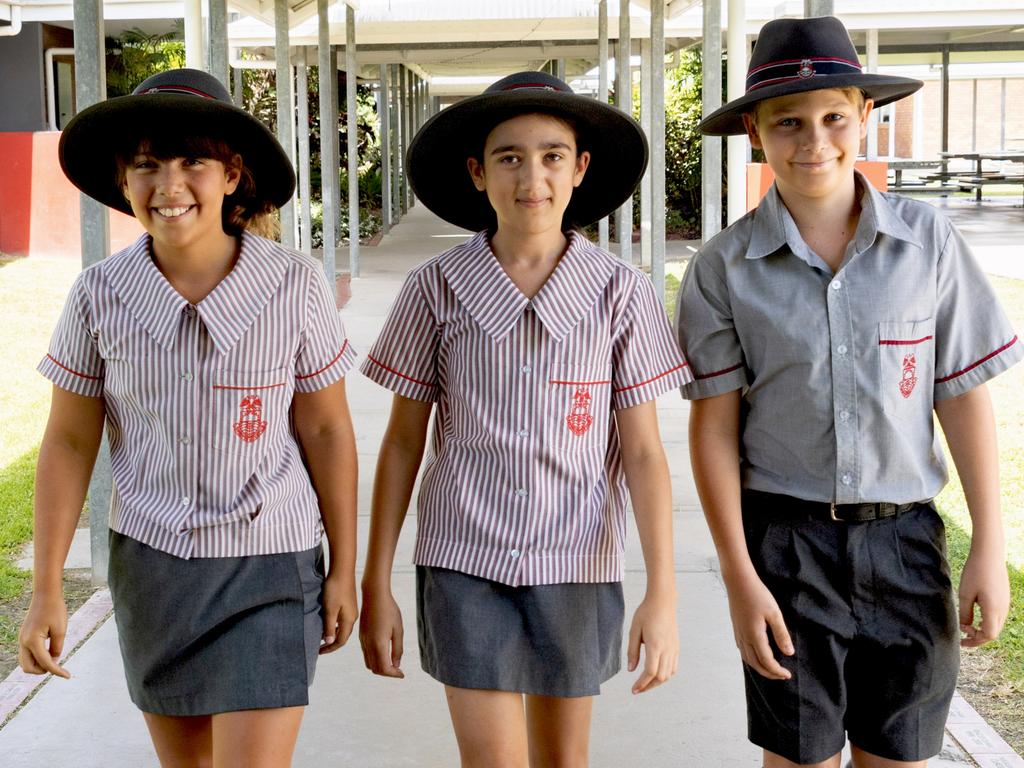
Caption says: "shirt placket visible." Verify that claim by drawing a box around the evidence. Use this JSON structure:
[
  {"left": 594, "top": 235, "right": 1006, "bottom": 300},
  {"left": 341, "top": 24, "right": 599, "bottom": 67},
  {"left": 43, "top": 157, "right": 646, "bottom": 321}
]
[
  {"left": 826, "top": 273, "right": 860, "bottom": 503},
  {"left": 507, "top": 310, "right": 539, "bottom": 585},
  {"left": 175, "top": 304, "right": 201, "bottom": 546}
]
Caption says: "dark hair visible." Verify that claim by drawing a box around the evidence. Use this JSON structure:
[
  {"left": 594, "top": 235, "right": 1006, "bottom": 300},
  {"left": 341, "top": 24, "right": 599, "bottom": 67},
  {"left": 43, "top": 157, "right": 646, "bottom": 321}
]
[
  {"left": 468, "top": 110, "right": 590, "bottom": 163},
  {"left": 114, "top": 130, "right": 275, "bottom": 236}
]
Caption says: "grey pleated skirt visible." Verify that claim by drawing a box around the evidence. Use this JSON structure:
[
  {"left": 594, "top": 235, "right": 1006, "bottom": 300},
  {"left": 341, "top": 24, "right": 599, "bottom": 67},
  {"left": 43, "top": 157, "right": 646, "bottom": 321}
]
[
  {"left": 416, "top": 566, "right": 624, "bottom": 698},
  {"left": 107, "top": 531, "right": 324, "bottom": 716}
]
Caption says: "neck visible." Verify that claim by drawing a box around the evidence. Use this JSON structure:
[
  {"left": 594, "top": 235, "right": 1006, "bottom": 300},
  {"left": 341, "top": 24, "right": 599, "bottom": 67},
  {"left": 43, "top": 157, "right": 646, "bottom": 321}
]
[
  {"left": 490, "top": 227, "right": 568, "bottom": 266},
  {"left": 777, "top": 179, "right": 862, "bottom": 271},
  {"left": 151, "top": 230, "right": 240, "bottom": 304}
]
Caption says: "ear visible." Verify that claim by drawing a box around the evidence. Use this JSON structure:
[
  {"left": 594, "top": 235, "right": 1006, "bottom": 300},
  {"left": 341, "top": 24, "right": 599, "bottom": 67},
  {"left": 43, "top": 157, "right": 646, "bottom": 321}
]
[
  {"left": 573, "top": 150, "right": 591, "bottom": 188},
  {"left": 859, "top": 98, "right": 875, "bottom": 141},
  {"left": 742, "top": 113, "right": 763, "bottom": 151},
  {"left": 224, "top": 153, "right": 243, "bottom": 195},
  {"left": 467, "top": 157, "right": 486, "bottom": 192}
]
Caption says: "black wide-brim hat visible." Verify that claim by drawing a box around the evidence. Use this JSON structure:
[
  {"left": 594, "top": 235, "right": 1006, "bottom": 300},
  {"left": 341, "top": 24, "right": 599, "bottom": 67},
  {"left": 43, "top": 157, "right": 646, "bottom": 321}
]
[
  {"left": 407, "top": 71, "right": 649, "bottom": 232},
  {"left": 700, "top": 16, "right": 923, "bottom": 136},
  {"left": 59, "top": 68, "right": 295, "bottom": 215}
]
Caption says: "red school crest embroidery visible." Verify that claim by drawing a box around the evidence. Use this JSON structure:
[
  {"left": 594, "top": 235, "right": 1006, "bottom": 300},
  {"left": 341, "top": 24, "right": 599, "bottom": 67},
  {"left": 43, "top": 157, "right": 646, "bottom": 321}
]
[
  {"left": 233, "top": 395, "right": 268, "bottom": 442},
  {"left": 798, "top": 59, "right": 815, "bottom": 79},
  {"left": 899, "top": 354, "right": 918, "bottom": 399},
  {"left": 565, "top": 387, "right": 594, "bottom": 436}
]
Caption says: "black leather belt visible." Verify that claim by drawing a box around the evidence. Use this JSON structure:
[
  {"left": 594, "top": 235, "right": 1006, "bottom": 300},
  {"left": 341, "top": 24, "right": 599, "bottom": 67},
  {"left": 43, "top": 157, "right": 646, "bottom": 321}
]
[{"left": 742, "top": 490, "right": 923, "bottom": 523}]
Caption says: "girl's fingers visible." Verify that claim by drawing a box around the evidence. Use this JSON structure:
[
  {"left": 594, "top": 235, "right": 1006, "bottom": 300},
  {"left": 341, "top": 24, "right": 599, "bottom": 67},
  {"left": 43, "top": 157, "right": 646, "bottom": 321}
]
[
  {"left": 391, "top": 625, "right": 404, "bottom": 669},
  {"left": 626, "top": 622, "right": 642, "bottom": 672}
]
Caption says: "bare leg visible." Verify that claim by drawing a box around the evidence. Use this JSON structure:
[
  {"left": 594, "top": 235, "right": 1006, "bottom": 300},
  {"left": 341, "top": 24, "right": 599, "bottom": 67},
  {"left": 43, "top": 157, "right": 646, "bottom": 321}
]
[
  {"left": 445, "top": 685, "right": 529, "bottom": 768},
  {"left": 849, "top": 744, "right": 928, "bottom": 768},
  {"left": 142, "top": 713, "right": 213, "bottom": 768},
  {"left": 764, "top": 751, "right": 842, "bottom": 768},
  {"left": 211, "top": 707, "right": 305, "bottom": 768},
  {"left": 524, "top": 694, "right": 593, "bottom": 768}
]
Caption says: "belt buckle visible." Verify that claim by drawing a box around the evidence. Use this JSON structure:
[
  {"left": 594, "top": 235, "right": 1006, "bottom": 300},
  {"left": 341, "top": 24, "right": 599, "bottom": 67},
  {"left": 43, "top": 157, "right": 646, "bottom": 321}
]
[{"left": 829, "top": 502, "right": 844, "bottom": 522}]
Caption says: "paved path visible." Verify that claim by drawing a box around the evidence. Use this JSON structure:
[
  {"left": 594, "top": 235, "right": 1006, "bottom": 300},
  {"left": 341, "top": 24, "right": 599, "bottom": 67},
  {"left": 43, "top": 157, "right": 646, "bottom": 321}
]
[{"left": 2, "top": 202, "right": 1021, "bottom": 766}]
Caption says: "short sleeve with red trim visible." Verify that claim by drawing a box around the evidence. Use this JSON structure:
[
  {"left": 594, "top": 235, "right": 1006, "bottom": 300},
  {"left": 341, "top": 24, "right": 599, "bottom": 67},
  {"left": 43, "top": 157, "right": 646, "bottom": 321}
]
[
  {"left": 294, "top": 265, "right": 357, "bottom": 393},
  {"left": 37, "top": 273, "right": 104, "bottom": 398},
  {"left": 360, "top": 268, "right": 439, "bottom": 402},
  {"left": 933, "top": 223, "right": 1023, "bottom": 401},
  {"left": 611, "top": 272, "right": 691, "bottom": 409},
  {"left": 675, "top": 246, "right": 749, "bottom": 400}
]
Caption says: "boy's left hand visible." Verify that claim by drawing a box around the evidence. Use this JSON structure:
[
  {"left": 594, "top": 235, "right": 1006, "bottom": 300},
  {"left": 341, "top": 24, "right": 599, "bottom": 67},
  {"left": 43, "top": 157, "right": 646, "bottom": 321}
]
[
  {"left": 627, "top": 591, "right": 679, "bottom": 694},
  {"left": 958, "top": 550, "right": 1010, "bottom": 647},
  {"left": 320, "top": 570, "right": 358, "bottom": 654}
]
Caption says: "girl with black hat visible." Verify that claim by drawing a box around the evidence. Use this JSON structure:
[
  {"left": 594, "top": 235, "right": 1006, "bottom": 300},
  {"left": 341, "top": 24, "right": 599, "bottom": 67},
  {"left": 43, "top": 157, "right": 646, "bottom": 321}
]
[
  {"left": 18, "top": 68, "right": 360, "bottom": 767},
  {"left": 359, "top": 71, "right": 690, "bottom": 764}
]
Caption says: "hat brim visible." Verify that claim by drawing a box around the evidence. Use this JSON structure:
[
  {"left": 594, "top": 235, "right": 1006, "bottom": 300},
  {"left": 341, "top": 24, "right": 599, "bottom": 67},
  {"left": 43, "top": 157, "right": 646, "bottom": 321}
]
[
  {"left": 407, "top": 89, "right": 649, "bottom": 232},
  {"left": 58, "top": 94, "right": 295, "bottom": 215},
  {"left": 699, "top": 74, "right": 924, "bottom": 135}
]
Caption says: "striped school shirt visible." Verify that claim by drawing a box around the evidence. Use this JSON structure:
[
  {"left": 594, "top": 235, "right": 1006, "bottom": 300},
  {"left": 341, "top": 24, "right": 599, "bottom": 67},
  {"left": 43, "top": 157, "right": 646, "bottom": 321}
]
[
  {"left": 39, "top": 232, "right": 357, "bottom": 559},
  {"left": 361, "top": 230, "right": 690, "bottom": 586}
]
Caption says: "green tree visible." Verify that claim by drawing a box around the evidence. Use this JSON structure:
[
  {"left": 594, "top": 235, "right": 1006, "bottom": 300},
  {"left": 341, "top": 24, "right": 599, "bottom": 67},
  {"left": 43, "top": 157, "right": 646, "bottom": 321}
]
[{"left": 105, "top": 27, "right": 185, "bottom": 97}]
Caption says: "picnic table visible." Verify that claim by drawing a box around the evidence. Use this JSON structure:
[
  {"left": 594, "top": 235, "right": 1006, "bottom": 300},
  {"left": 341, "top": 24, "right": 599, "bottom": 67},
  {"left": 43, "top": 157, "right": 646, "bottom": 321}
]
[{"left": 928, "top": 152, "right": 1024, "bottom": 202}]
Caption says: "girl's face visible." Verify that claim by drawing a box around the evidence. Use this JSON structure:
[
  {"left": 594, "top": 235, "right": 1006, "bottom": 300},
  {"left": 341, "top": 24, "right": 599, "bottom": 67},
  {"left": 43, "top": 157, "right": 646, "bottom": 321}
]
[
  {"left": 122, "top": 151, "right": 242, "bottom": 256},
  {"left": 467, "top": 113, "right": 590, "bottom": 238}
]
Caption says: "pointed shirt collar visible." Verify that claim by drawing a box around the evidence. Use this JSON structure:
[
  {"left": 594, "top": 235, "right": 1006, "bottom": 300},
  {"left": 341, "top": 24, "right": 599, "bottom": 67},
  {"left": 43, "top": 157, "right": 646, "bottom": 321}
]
[
  {"left": 439, "top": 231, "right": 617, "bottom": 343},
  {"left": 745, "top": 170, "right": 922, "bottom": 263},
  {"left": 103, "top": 232, "right": 288, "bottom": 355}
]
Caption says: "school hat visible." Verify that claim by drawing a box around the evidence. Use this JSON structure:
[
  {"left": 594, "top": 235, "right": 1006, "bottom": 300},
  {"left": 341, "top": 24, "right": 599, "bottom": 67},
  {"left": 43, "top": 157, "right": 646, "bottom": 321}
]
[
  {"left": 59, "top": 68, "right": 295, "bottom": 215},
  {"left": 407, "top": 70, "right": 649, "bottom": 232},
  {"left": 699, "top": 16, "right": 923, "bottom": 136}
]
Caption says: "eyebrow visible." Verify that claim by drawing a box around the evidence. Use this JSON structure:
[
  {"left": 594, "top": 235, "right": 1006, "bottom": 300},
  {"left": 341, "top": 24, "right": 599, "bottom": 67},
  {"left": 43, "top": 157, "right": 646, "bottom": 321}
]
[{"left": 489, "top": 141, "right": 573, "bottom": 155}]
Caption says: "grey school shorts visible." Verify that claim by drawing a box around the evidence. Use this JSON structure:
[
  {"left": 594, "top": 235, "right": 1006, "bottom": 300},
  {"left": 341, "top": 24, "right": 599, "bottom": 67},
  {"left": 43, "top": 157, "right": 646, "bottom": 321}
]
[
  {"left": 416, "top": 566, "right": 624, "bottom": 698},
  {"left": 108, "top": 531, "right": 325, "bottom": 716},
  {"left": 740, "top": 494, "right": 959, "bottom": 764}
]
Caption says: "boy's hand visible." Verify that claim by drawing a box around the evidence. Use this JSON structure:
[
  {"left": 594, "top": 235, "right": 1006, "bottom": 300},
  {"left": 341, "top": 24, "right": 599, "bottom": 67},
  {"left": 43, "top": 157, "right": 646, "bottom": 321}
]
[
  {"left": 725, "top": 572, "right": 794, "bottom": 680},
  {"left": 958, "top": 550, "right": 1010, "bottom": 647},
  {"left": 358, "top": 585, "right": 405, "bottom": 678},
  {"left": 320, "top": 570, "right": 358, "bottom": 654},
  {"left": 627, "top": 591, "right": 679, "bottom": 694},
  {"left": 18, "top": 593, "right": 71, "bottom": 679}
]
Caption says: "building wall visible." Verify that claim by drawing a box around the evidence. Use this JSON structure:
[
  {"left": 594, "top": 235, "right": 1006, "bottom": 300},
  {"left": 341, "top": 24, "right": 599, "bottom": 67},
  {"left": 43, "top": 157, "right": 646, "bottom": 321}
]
[
  {"left": 0, "top": 22, "right": 46, "bottom": 131},
  {"left": 918, "top": 78, "right": 1024, "bottom": 158}
]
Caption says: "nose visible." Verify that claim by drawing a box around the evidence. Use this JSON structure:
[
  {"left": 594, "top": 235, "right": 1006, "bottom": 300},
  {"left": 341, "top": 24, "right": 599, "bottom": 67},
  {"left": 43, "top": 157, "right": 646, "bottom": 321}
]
[
  {"left": 799, "top": 122, "right": 828, "bottom": 151},
  {"left": 517, "top": 155, "right": 544, "bottom": 193},
  {"left": 155, "top": 162, "right": 186, "bottom": 195}
]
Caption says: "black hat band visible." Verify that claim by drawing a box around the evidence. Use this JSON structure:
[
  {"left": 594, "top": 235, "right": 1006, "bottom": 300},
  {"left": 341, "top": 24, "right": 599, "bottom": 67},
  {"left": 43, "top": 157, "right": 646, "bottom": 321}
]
[{"left": 746, "top": 56, "right": 862, "bottom": 93}]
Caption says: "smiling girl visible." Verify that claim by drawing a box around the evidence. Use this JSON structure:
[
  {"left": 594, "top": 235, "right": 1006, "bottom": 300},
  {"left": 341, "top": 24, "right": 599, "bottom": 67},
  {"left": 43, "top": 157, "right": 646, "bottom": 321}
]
[
  {"left": 358, "top": 71, "right": 691, "bottom": 766},
  {"left": 18, "top": 69, "right": 359, "bottom": 767}
]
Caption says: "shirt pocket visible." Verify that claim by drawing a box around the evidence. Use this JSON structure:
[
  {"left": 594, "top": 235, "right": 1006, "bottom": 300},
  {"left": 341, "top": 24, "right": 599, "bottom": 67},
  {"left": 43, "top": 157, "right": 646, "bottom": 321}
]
[
  {"left": 546, "top": 362, "right": 613, "bottom": 457},
  {"left": 877, "top": 319, "right": 935, "bottom": 420},
  {"left": 211, "top": 368, "right": 292, "bottom": 455}
]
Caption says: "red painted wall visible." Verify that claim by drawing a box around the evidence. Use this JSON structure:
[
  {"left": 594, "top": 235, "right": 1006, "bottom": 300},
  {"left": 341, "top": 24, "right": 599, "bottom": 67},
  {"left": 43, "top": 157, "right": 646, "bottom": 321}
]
[
  {"left": 0, "top": 131, "right": 143, "bottom": 258},
  {"left": 746, "top": 161, "right": 889, "bottom": 211}
]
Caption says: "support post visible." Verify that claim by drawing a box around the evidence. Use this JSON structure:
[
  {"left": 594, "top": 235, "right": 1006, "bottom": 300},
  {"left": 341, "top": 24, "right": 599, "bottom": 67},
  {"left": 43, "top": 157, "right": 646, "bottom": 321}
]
[
  {"left": 345, "top": 4, "right": 359, "bottom": 276},
  {"left": 379, "top": 64, "right": 392, "bottom": 234},
  {"left": 866, "top": 28, "right": 879, "bottom": 160},
  {"left": 616, "top": 3, "right": 632, "bottom": 261},
  {"left": 597, "top": 0, "right": 609, "bottom": 251},
  {"left": 297, "top": 56, "right": 313, "bottom": 255},
  {"left": 726, "top": 0, "right": 746, "bottom": 225},
  {"left": 232, "top": 66, "right": 243, "bottom": 107},
  {"left": 208, "top": 0, "right": 228, "bottom": 86},
  {"left": 275, "top": 0, "right": 296, "bottom": 247},
  {"left": 184, "top": 0, "right": 204, "bottom": 70},
  {"left": 640, "top": 37, "right": 652, "bottom": 270},
  {"left": 803, "top": 0, "right": 834, "bottom": 15},
  {"left": 702, "top": 0, "right": 723, "bottom": 243},
  {"left": 651, "top": 0, "right": 666, "bottom": 303},
  {"left": 318, "top": 0, "right": 337, "bottom": 283},
  {"left": 391, "top": 64, "right": 402, "bottom": 223}
]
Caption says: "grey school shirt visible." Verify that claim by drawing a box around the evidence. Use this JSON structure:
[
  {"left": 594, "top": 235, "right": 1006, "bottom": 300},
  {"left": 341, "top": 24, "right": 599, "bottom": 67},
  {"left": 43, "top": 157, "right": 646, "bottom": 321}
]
[{"left": 676, "top": 175, "right": 1022, "bottom": 505}]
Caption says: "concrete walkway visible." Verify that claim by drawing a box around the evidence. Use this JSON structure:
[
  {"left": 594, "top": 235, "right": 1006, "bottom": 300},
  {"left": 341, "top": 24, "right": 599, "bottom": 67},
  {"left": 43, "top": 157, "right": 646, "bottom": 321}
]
[{"left": 1, "top": 202, "right": 1020, "bottom": 767}]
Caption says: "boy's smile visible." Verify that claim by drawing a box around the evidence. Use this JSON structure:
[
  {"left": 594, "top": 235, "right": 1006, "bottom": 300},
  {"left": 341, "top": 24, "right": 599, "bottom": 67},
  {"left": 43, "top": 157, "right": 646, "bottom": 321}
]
[
  {"left": 743, "top": 88, "right": 872, "bottom": 207},
  {"left": 467, "top": 113, "right": 590, "bottom": 238}
]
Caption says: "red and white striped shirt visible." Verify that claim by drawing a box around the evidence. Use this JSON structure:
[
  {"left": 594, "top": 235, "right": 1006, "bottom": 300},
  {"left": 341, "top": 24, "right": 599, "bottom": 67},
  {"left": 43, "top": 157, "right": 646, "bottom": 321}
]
[
  {"left": 362, "top": 231, "right": 690, "bottom": 586},
  {"left": 39, "top": 232, "right": 357, "bottom": 559}
]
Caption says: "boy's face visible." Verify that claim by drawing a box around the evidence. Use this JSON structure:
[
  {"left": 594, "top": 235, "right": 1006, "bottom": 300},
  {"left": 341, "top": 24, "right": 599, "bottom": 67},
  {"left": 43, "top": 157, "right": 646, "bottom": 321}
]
[
  {"left": 742, "top": 88, "right": 872, "bottom": 206},
  {"left": 467, "top": 113, "right": 590, "bottom": 237},
  {"left": 122, "top": 151, "right": 242, "bottom": 256}
]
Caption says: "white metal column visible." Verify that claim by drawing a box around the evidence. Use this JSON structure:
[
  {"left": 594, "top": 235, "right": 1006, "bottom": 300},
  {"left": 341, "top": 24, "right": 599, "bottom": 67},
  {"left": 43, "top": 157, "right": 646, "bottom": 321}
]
[
  {"left": 650, "top": 0, "right": 666, "bottom": 303},
  {"left": 597, "top": 0, "right": 610, "bottom": 251},
  {"left": 726, "top": 0, "right": 746, "bottom": 224},
  {"left": 640, "top": 37, "right": 651, "bottom": 270},
  {"left": 345, "top": 4, "right": 359, "bottom": 276},
  {"left": 379, "top": 65, "right": 392, "bottom": 234},
  {"left": 275, "top": 0, "right": 296, "bottom": 247},
  {"left": 184, "top": 0, "right": 204, "bottom": 70},
  {"left": 866, "top": 28, "right": 879, "bottom": 160},
  {"left": 208, "top": 0, "right": 228, "bottom": 85},
  {"left": 318, "top": 0, "right": 337, "bottom": 284},
  {"left": 297, "top": 57, "right": 313, "bottom": 255},
  {"left": 702, "top": 0, "right": 723, "bottom": 244},
  {"left": 616, "top": 2, "right": 632, "bottom": 261}
]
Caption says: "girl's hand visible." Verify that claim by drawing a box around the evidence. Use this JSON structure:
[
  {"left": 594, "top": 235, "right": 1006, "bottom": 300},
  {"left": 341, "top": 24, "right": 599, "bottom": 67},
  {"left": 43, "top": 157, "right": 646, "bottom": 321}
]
[
  {"left": 319, "top": 571, "right": 358, "bottom": 654},
  {"left": 627, "top": 590, "right": 679, "bottom": 694},
  {"left": 358, "top": 585, "right": 405, "bottom": 678},
  {"left": 958, "top": 549, "right": 1010, "bottom": 647},
  {"left": 724, "top": 571, "right": 794, "bottom": 680},
  {"left": 18, "top": 592, "right": 71, "bottom": 679}
]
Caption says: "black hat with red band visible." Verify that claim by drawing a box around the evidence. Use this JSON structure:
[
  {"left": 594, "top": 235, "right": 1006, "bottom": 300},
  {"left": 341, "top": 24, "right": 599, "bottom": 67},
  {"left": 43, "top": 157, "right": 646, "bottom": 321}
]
[{"left": 699, "top": 16, "right": 923, "bottom": 136}]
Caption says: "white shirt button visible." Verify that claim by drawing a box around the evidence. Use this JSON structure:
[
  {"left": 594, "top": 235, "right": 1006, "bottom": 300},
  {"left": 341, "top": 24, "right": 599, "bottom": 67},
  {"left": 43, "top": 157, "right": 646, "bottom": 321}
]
[
  {"left": 830, "top": 280, "right": 842, "bottom": 291},
  {"left": 510, "top": 549, "right": 521, "bottom": 559},
  {"left": 837, "top": 344, "right": 848, "bottom": 355},
  {"left": 517, "top": 429, "right": 529, "bottom": 438},
  {"left": 839, "top": 410, "right": 850, "bottom": 422},
  {"left": 520, "top": 365, "right": 532, "bottom": 374},
  {"left": 515, "top": 488, "right": 528, "bottom": 498},
  {"left": 179, "top": 436, "right": 192, "bottom": 445},
  {"left": 181, "top": 372, "right": 194, "bottom": 382},
  {"left": 180, "top": 496, "right": 191, "bottom": 506},
  {"left": 841, "top": 473, "right": 852, "bottom": 486},
  {"left": 184, "top": 306, "right": 197, "bottom": 319}
]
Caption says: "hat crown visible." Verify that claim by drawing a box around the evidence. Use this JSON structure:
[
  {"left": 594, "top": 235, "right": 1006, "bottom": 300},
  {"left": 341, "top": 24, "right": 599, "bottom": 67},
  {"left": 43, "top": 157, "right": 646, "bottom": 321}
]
[
  {"left": 745, "top": 17, "right": 862, "bottom": 94},
  {"left": 131, "top": 68, "right": 232, "bottom": 103},
  {"left": 484, "top": 71, "right": 574, "bottom": 96}
]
